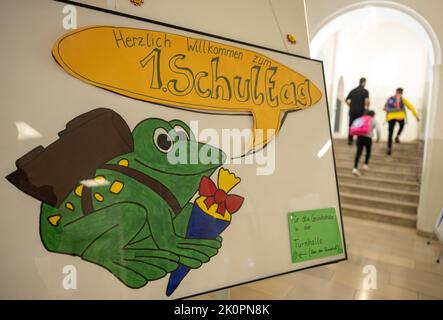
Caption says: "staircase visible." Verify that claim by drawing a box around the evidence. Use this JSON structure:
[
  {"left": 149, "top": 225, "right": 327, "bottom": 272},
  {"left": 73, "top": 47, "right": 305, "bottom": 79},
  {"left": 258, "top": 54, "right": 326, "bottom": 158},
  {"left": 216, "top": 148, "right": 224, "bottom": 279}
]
[{"left": 334, "top": 139, "right": 423, "bottom": 228}]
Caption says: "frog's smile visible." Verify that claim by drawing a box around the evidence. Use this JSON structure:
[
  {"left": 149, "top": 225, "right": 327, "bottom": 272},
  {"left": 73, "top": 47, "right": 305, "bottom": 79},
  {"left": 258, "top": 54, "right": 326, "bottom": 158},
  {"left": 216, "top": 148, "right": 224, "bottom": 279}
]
[{"left": 134, "top": 158, "right": 218, "bottom": 176}]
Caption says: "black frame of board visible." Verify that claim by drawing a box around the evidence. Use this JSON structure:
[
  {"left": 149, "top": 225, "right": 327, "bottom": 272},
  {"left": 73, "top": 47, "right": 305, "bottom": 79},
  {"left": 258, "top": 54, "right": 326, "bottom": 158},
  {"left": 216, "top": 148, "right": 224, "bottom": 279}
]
[{"left": 50, "top": 0, "right": 348, "bottom": 300}]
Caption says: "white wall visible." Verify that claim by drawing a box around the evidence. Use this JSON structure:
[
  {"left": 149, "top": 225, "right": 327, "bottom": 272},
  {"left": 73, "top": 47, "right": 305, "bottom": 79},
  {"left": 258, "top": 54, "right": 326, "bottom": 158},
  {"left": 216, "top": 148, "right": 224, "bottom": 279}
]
[
  {"left": 305, "top": 0, "right": 443, "bottom": 233},
  {"left": 315, "top": 34, "right": 337, "bottom": 108},
  {"left": 76, "top": 0, "right": 311, "bottom": 57}
]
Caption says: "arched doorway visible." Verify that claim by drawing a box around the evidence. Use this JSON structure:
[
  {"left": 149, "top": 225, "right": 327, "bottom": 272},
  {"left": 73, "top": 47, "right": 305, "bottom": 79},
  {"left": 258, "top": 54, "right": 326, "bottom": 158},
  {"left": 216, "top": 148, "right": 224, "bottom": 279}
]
[
  {"left": 310, "top": 2, "right": 440, "bottom": 144},
  {"left": 309, "top": 1, "right": 442, "bottom": 230}
]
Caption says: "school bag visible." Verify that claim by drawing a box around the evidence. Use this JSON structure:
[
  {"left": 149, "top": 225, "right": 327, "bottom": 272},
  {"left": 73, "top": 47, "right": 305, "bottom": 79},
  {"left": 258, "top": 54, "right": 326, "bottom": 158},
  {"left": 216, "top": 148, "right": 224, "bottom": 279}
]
[
  {"left": 350, "top": 115, "right": 371, "bottom": 136},
  {"left": 6, "top": 108, "right": 134, "bottom": 207},
  {"left": 385, "top": 95, "right": 405, "bottom": 113}
]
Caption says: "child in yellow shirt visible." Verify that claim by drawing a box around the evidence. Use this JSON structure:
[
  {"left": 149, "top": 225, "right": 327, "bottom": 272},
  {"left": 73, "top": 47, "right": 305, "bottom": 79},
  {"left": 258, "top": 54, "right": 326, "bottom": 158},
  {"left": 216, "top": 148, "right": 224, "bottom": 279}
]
[{"left": 384, "top": 88, "right": 420, "bottom": 155}]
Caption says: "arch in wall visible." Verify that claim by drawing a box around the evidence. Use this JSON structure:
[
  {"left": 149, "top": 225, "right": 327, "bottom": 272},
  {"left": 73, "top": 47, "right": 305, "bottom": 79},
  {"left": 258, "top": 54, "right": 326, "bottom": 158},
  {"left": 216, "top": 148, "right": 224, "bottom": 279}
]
[
  {"left": 309, "top": 1, "right": 442, "bottom": 232},
  {"left": 309, "top": 1, "right": 441, "bottom": 144},
  {"left": 310, "top": 1, "right": 441, "bottom": 66}
]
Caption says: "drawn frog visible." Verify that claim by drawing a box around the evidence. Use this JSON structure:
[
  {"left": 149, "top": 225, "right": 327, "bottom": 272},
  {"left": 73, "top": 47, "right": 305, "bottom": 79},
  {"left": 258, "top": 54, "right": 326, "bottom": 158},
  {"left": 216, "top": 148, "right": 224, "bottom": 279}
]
[{"left": 34, "top": 116, "right": 226, "bottom": 288}]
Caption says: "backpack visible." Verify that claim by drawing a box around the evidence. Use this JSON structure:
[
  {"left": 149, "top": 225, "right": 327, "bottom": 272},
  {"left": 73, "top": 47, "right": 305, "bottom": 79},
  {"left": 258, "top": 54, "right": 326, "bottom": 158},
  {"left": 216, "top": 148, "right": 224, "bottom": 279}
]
[
  {"left": 6, "top": 108, "right": 134, "bottom": 207},
  {"left": 385, "top": 95, "right": 405, "bottom": 113},
  {"left": 350, "top": 115, "right": 372, "bottom": 136}
]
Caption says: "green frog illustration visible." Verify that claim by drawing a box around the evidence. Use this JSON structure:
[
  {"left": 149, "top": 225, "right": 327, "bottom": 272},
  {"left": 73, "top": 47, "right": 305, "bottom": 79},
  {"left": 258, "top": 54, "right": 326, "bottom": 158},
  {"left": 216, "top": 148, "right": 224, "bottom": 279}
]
[{"left": 8, "top": 109, "right": 226, "bottom": 289}]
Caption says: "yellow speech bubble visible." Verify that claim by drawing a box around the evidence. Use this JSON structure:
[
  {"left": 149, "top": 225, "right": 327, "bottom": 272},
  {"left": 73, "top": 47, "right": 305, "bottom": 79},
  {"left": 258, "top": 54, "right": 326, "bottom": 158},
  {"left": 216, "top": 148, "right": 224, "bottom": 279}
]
[{"left": 52, "top": 26, "right": 322, "bottom": 150}]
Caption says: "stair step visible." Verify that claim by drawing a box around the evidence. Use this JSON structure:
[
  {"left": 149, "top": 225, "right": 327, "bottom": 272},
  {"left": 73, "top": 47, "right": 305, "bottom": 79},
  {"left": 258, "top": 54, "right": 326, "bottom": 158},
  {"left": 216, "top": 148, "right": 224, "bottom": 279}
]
[
  {"left": 334, "top": 144, "right": 423, "bottom": 153},
  {"left": 335, "top": 156, "right": 421, "bottom": 170},
  {"left": 333, "top": 151, "right": 421, "bottom": 164},
  {"left": 335, "top": 149, "right": 422, "bottom": 159},
  {"left": 334, "top": 139, "right": 423, "bottom": 150},
  {"left": 334, "top": 146, "right": 423, "bottom": 159},
  {"left": 334, "top": 139, "right": 422, "bottom": 227},
  {"left": 339, "top": 183, "right": 420, "bottom": 202},
  {"left": 337, "top": 173, "right": 419, "bottom": 191},
  {"left": 341, "top": 204, "right": 417, "bottom": 228},
  {"left": 340, "top": 192, "right": 418, "bottom": 214},
  {"left": 336, "top": 159, "right": 420, "bottom": 174},
  {"left": 337, "top": 166, "right": 419, "bottom": 182}
]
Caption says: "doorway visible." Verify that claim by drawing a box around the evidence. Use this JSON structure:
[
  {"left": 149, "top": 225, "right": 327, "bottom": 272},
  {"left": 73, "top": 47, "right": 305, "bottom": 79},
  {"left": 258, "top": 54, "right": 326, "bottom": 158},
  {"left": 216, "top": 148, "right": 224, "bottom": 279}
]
[
  {"left": 309, "top": 2, "right": 440, "bottom": 229},
  {"left": 310, "top": 4, "right": 438, "bottom": 143}
]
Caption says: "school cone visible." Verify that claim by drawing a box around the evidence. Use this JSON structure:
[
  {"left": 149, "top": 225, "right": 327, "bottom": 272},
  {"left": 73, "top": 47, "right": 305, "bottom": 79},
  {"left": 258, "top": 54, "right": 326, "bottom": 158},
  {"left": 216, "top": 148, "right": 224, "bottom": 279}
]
[{"left": 166, "top": 170, "right": 244, "bottom": 296}]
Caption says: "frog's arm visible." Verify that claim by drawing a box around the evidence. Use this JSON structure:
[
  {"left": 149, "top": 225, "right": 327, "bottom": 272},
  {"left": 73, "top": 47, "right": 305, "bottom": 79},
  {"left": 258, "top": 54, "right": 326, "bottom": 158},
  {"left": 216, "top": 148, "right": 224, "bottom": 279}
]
[
  {"left": 60, "top": 202, "right": 180, "bottom": 289},
  {"left": 146, "top": 199, "right": 222, "bottom": 269}
]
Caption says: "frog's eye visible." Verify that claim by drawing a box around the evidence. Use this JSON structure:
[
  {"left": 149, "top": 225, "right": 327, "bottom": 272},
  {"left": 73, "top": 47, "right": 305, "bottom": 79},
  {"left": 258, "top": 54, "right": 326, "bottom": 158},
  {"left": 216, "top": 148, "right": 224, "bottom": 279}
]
[
  {"left": 173, "top": 125, "right": 189, "bottom": 141},
  {"left": 153, "top": 128, "right": 173, "bottom": 153}
]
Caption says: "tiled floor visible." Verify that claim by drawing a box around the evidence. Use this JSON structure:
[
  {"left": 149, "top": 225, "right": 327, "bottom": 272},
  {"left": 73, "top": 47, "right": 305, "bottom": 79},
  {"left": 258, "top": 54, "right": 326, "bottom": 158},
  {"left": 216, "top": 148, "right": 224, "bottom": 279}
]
[{"left": 194, "top": 216, "right": 443, "bottom": 300}]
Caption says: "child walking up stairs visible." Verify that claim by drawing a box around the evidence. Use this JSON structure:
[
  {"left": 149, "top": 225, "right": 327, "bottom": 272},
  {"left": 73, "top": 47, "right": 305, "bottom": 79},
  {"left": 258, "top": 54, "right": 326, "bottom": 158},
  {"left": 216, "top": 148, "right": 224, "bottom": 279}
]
[{"left": 334, "top": 139, "right": 423, "bottom": 227}]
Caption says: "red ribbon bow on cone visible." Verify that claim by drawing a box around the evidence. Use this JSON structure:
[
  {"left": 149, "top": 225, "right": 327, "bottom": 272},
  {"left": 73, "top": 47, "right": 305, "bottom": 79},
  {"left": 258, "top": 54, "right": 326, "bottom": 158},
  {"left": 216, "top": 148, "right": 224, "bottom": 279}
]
[{"left": 199, "top": 176, "right": 244, "bottom": 216}]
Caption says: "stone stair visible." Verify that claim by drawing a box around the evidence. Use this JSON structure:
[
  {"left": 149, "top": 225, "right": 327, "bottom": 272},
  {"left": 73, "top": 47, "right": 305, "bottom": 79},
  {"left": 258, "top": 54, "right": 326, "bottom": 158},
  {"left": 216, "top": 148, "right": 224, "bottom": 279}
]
[{"left": 333, "top": 139, "right": 423, "bottom": 227}]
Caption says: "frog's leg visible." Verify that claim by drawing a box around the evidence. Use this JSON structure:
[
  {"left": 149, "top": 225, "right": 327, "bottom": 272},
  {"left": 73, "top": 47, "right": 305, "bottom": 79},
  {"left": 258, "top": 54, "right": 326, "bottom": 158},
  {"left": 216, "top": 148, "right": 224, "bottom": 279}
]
[
  {"left": 61, "top": 202, "right": 180, "bottom": 288},
  {"left": 124, "top": 223, "right": 157, "bottom": 250},
  {"left": 125, "top": 203, "right": 191, "bottom": 250}
]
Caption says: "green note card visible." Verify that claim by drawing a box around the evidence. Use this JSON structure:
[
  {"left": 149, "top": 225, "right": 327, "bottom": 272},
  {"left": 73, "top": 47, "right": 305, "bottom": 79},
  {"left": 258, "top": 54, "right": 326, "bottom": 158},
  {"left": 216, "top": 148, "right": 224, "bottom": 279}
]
[{"left": 288, "top": 207, "right": 344, "bottom": 263}]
